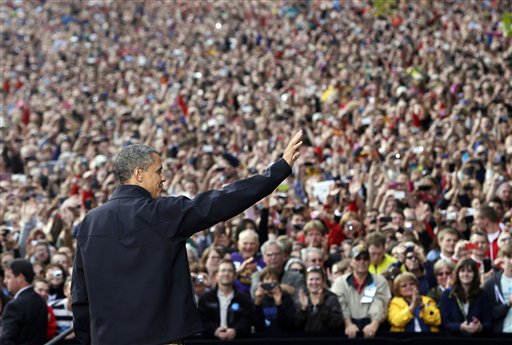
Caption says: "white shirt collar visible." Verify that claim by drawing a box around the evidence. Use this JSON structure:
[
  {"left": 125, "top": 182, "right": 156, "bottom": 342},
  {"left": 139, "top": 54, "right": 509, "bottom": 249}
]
[{"left": 14, "top": 285, "right": 31, "bottom": 299}]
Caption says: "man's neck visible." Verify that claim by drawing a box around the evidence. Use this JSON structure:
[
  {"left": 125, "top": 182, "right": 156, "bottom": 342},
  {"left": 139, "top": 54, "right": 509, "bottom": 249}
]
[
  {"left": 440, "top": 250, "right": 453, "bottom": 259},
  {"left": 354, "top": 271, "right": 368, "bottom": 282},
  {"left": 486, "top": 225, "right": 499, "bottom": 235},
  {"left": 218, "top": 284, "right": 234, "bottom": 296}
]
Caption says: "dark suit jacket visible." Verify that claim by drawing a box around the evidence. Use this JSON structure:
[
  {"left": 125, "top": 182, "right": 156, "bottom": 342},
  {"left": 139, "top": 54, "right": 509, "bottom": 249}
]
[
  {"left": 483, "top": 270, "right": 512, "bottom": 333},
  {"left": 0, "top": 286, "right": 47, "bottom": 345},
  {"left": 72, "top": 159, "right": 291, "bottom": 345}
]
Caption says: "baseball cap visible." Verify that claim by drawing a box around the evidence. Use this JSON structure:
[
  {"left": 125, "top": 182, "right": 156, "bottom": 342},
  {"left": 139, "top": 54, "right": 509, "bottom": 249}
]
[{"left": 351, "top": 244, "right": 369, "bottom": 259}]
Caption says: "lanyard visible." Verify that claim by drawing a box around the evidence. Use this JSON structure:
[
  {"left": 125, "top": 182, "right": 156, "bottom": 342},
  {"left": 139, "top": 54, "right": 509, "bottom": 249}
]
[{"left": 454, "top": 295, "right": 468, "bottom": 322}]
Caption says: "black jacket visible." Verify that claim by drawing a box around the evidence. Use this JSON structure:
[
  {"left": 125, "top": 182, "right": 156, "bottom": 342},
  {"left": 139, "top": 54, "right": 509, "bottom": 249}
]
[
  {"left": 72, "top": 159, "right": 291, "bottom": 345},
  {"left": 294, "top": 289, "right": 343, "bottom": 332},
  {"left": 483, "top": 270, "right": 512, "bottom": 333},
  {"left": 0, "top": 287, "right": 47, "bottom": 345},
  {"left": 254, "top": 291, "right": 296, "bottom": 335},
  {"left": 198, "top": 287, "right": 253, "bottom": 338}
]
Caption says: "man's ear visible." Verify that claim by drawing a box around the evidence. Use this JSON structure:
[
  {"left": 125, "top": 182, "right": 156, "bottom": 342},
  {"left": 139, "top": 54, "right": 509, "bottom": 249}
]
[{"left": 134, "top": 167, "right": 144, "bottom": 183}]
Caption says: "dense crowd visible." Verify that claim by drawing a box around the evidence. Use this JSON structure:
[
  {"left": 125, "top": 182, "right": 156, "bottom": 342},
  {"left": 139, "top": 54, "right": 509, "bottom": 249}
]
[{"left": 1, "top": 0, "right": 511, "bottom": 342}]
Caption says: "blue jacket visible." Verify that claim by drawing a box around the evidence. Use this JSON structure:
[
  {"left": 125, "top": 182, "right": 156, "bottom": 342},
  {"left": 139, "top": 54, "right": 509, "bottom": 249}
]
[
  {"left": 439, "top": 287, "right": 492, "bottom": 335},
  {"left": 72, "top": 159, "right": 291, "bottom": 345}
]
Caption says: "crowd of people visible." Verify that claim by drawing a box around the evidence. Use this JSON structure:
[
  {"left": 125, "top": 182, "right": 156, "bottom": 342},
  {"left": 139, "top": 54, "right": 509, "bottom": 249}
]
[{"left": 1, "top": 0, "right": 511, "bottom": 343}]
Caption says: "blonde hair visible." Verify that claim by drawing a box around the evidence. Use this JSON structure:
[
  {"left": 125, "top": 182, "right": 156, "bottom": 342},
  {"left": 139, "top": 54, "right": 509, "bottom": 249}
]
[{"left": 393, "top": 272, "right": 419, "bottom": 297}]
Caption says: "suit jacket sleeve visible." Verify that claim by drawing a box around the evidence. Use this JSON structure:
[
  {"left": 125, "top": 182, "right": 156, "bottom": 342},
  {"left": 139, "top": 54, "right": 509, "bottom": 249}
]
[
  {"left": 157, "top": 159, "right": 291, "bottom": 239},
  {"left": 0, "top": 300, "right": 21, "bottom": 345},
  {"left": 71, "top": 238, "right": 92, "bottom": 345}
]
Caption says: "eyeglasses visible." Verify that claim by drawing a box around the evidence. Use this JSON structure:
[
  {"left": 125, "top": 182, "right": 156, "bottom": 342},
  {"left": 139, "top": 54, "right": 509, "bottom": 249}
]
[
  {"left": 354, "top": 255, "right": 370, "bottom": 261},
  {"left": 405, "top": 255, "right": 418, "bottom": 260},
  {"left": 289, "top": 268, "right": 304, "bottom": 274},
  {"left": 306, "top": 266, "right": 323, "bottom": 273},
  {"left": 437, "top": 271, "right": 451, "bottom": 277},
  {"left": 399, "top": 282, "right": 416, "bottom": 288}
]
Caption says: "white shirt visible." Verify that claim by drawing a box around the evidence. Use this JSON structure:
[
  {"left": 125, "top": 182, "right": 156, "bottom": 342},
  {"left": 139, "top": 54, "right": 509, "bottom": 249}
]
[{"left": 217, "top": 289, "right": 234, "bottom": 328}]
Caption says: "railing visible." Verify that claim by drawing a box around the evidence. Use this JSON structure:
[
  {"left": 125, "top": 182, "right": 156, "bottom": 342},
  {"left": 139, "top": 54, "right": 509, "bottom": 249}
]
[{"left": 44, "top": 328, "right": 512, "bottom": 345}]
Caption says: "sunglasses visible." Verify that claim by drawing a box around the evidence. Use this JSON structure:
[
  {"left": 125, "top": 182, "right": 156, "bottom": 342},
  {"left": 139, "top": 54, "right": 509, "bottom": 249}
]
[
  {"left": 399, "top": 282, "right": 416, "bottom": 288},
  {"left": 306, "top": 266, "right": 323, "bottom": 273},
  {"left": 405, "top": 255, "right": 418, "bottom": 260},
  {"left": 354, "top": 255, "right": 370, "bottom": 261},
  {"left": 437, "top": 271, "right": 451, "bottom": 277},
  {"left": 289, "top": 268, "right": 304, "bottom": 274}
]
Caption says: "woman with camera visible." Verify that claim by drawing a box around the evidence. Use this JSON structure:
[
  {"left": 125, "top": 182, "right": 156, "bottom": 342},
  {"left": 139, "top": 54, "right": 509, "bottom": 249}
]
[{"left": 253, "top": 267, "right": 296, "bottom": 335}]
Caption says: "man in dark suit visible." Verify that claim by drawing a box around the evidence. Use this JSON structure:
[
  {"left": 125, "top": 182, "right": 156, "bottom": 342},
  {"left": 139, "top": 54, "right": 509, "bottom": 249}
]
[
  {"left": 1, "top": 259, "right": 47, "bottom": 345},
  {"left": 72, "top": 131, "right": 303, "bottom": 345}
]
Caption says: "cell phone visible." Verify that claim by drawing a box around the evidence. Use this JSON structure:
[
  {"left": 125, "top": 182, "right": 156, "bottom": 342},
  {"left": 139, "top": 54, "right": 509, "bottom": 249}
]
[
  {"left": 394, "top": 191, "right": 406, "bottom": 199},
  {"left": 418, "top": 184, "right": 430, "bottom": 191},
  {"left": 261, "top": 282, "right": 277, "bottom": 291},
  {"left": 465, "top": 243, "right": 479, "bottom": 251},
  {"left": 466, "top": 208, "right": 476, "bottom": 216},
  {"left": 379, "top": 215, "right": 392, "bottom": 223}
]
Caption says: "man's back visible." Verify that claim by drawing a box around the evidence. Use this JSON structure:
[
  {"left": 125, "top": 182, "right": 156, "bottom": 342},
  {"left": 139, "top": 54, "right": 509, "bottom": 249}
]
[
  {"left": 73, "top": 185, "right": 204, "bottom": 345},
  {"left": 0, "top": 287, "right": 47, "bottom": 345},
  {"left": 72, "top": 158, "right": 294, "bottom": 344}
]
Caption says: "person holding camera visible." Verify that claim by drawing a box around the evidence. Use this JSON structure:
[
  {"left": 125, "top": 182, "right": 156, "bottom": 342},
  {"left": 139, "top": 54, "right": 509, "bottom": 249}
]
[{"left": 253, "top": 267, "right": 296, "bottom": 335}]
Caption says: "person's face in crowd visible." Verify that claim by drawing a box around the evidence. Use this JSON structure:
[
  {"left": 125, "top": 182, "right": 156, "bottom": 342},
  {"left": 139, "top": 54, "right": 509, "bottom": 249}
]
[
  {"left": 206, "top": 249, "right": 222, "bottom": 274},
  {"left": 436, "top": 266, "right": 453, "bottom": 289},
  {"left": 351, "top": 253, "right": 370, "bottom": 276},
  {"left": 474, "top": 212, "right": 490, "bottom": 231},
  {"left": 33, "top": 243, "right": 49, "bottom": 263},
  {"left": 404, "top": 252, "right": 421, "bottom": 271},
  {"left": 33, "top": 263, "right": 45, "bottom": 279},
  {"left": 305, "top": 228, "right": 323, "bottom": 248},
  {"left": 238, "top": 235, "right": 258, "bottom": 259},
  {"left": 184, "top": 181, "right": 198, "bottom": 197},
  {"left": 215, "top": 231, "right": 231, "bottom": 248},
  {"left": 330, "top": 264, "right": 347, "bottom": 282},
  {"left": 45, "top": 267, "right": 64, "bottom": 288},
  {"left": 1, "top": 253, "right": 14, "bottom": 268},
  {"left": 305, "top": 251, "right": 323, "bottom": 268},
  {"left": 368, "top": 244, "right": 385, "bottom": 266},
  {"left": 34, "top": 281, "right": 50, "bottom": 301},
  {"left": 263, "top": 243, "right": 283, "bottom": 270},
  {"left": 288, "top": 262, "right": 305, "bottom": 276},
  {"left": 290, "top": 213, "right": 306, "bottom": 231},
  {"left": 439, "top": 234, "right": 458, "bottom": 256},
  {"left": 498, "top": 232, "right": 511, "bottom": 248},
  {"left": 391, "top": 211, "right": 404, "bottom": 228},
  {"left": 457, "top": 264, "right": 476, "bottom": 286},
  {"left": 4, "top": 268, "right": 24, "bottom": 295},
  {"left": 497, "top": 184, "right": 511, "bottom": 203},
  {"left": 217, "top": 262, "right": 235, "bottom": 287},
  {"left": 342, "top": 220, "right": 361, "bottom": 239},
  {"left": 139, "top": 153, "right": 165, "bottom": 199},
  {"left": 470, "top": 234, "right": 489, "bottom": 258},
  {"left": 398, "top": 279, "right": 418, "bottom": 299},
  {"left": 58, "top": 247, "right": 74, "bottom": 261},
  {"left": 306, "top": 271, "right": 324, "bottom": 295},
  {"left": 51, "top": 253, "right": 69, "bottom": 271}
]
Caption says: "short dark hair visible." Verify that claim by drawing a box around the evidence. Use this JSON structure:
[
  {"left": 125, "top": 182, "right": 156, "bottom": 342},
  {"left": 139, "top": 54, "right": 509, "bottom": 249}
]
[
  {"left": 114, "top": 144, "right": 159, "bottom": 184},
  {"left": 478, "top": 205, "right": 498, "bottom": 223},
  {"left": 9, "top": 259, "right": 35, "bottom": 284}
]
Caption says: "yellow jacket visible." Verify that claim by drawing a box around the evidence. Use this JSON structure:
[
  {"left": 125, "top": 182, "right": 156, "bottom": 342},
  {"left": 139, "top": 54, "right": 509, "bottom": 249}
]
[{"left": 388, "top": 295, "right": 441, "bottom": 332}]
